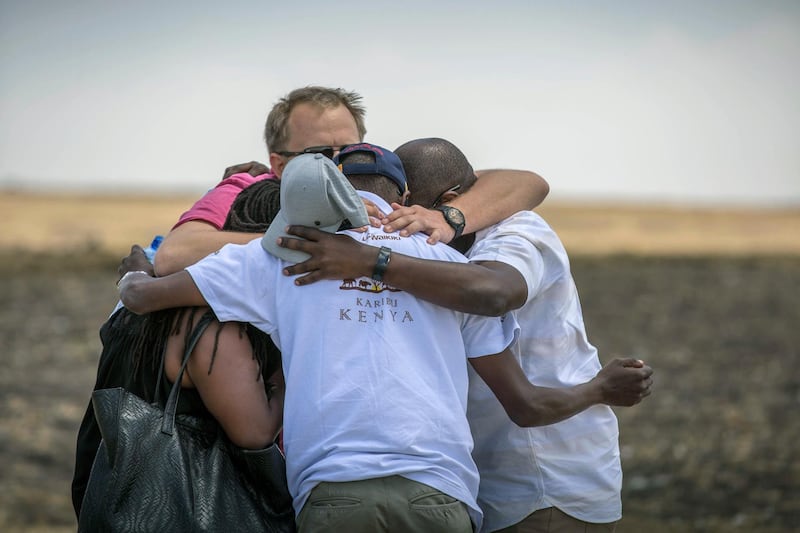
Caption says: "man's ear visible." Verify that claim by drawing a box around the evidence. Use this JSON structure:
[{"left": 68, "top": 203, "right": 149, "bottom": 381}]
[
  {"left": 400, "top": 189, "right": 411, "bottom": 206},
  {"left": 269, "top": 153, "right": 287, "bottom": 178},
  {"left": 438, "top": 190, "right": 461, "bottom": 206}
]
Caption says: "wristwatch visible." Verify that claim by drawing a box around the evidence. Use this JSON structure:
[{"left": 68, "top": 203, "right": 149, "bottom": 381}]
[{"left": 434, "top": 205, "right": 466, "bottom": 240}]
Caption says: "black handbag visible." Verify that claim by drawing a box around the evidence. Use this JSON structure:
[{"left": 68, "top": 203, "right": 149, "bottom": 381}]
[{"left": 77, "top": 312, "right": 296, "bottom": 532}]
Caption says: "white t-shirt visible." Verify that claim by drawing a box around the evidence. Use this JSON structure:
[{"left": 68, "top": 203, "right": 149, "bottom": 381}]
[
  {"left": 466, "top": 211, "right": 621, "bottom": 531},
  {"left": 186, "top": 192, "right": 517, "bottom": 531}
]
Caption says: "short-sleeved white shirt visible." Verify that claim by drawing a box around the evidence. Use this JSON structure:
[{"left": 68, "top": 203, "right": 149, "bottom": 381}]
[
  {"left": 186, "top": 192, "right": 516, "bottom": 531},
  {"left": 466, "top": 211, "right": 621, "bottom": 531}
]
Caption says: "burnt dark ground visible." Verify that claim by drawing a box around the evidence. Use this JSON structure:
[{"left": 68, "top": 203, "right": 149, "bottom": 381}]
[{"left": 0, "top": 252, "right": 798, "bottom": 532}]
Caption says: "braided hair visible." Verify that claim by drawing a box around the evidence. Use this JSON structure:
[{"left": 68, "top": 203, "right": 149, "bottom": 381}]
[
  {"left": 128, "top": 178, "right": 283, "bottom": 386},
  {"left": 223, "top": 178, "right": 282, "bottom": 234}
]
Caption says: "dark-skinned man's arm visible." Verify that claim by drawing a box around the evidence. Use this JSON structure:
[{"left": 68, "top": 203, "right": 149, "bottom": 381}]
[
  {"left": 471, "top": 349, "right": 653, "bottom": 427},
  {"left": 277, "top": 227, "right": 526, "bottom": 316}
]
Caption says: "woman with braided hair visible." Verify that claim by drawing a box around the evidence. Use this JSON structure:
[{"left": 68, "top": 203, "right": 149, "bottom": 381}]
[
  {"left": 160, "top": 177, "right": 284, "bottom": 448},
  {"left": 72, "top": 178, "right": 285, "bottom": 519}
]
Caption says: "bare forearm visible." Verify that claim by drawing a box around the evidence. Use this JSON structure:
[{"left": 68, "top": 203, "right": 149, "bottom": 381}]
[
  {"left": 510, "top": 382, "right": 603, "bottom": 427},
  {"left": 155, "top": 223, "right": 260, "bottom": 275},
  {"left": 471, "top": 351, "right": 606, "bottom": 428},
  {"left": 380, "top": 253, "right": 517, "bottom": 316},
  {"left": 295, "top": 240, "right": 506, "bottom": 314},
  {"left": 450, "top": 169, "right": 549, "bottom": 235},
  {"left": 118, "top": 271, "right": 206, "bottom": 314},
  {"left": 279, "top": 228, "right": 526, "bottom": 315},
  {"left": 510, "top": 360, "right": 654, "bottom": 425}
]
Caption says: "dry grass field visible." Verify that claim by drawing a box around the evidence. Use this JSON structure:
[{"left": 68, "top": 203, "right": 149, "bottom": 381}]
[
  {"left": 3, "top": 190, "right": 800, "bottom": 256},
  {"left": 2, "top": 191, "right": 799, "bottom": 532}
]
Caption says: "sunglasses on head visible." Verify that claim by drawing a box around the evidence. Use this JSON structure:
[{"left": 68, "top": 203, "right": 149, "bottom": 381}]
[{"left": 276, "top": 145, "right": 352, "bottom": 160}]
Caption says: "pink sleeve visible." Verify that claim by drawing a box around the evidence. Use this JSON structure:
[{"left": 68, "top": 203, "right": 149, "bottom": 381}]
[{"left": 173, "top": 172, "right": 276, "bottom": 230}]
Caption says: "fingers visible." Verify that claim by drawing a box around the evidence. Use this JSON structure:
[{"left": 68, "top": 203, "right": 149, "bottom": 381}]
[
  {"left": 281, "top": 260, "right": 314, "bottom": 277},
  {"left": 642, "top": 377, "right": 654, "bottom": 397},
  {"left": 280, "top": 257, "right": 320, "bottom": 285},
  {"left": 382, "top": 214, "right": 415, "bottom": 234},
  {"left": 379, "top": 204, "right": 455, "bottom": 243},
  {"left": 277, "top": 226, "right": 370, "bottom": 285},
  {"left": 617, "top": 357, "right": 644, "bottom": 368},
  {"left": 276, "top": 237, "right": 312, "bottom": 262},
  {"left": 361, "top": 198, "right": 386, "bottom": 220},
  {"left": 290, "top": 271, "right": 322, "bottom": 286},
  {"left": 284, "top": 225, "right": 324, "bottom": 241},
  {"left": 247, "top": 162, "right": 270, "bottom": 177},
  {"left": 603, "top": 359, "right": 654, "bottom": 406},
  {"left": 381, "top": 205, "right": 423, "bottom": 233},
  {"left": 276, "top": 232, "right": 321, "bottom": 281},
  {"left": 384, "top": 203, "right": 408, "bottom": 221},
  {"left": 615, "top": 357, "right": 653, "bottom": 382},
  {"left": 119, "top": 244, "right": 147, "bottom": 277},
  {"left": 426, "top": 233, "right": 440, "bottom": 245},
  {"left": 385, "top": 216, "right": 436, "bottom": 238},
  {"left": 222, "top": 161, "right": 269, "bottom": 179},
  {"left": 223, "top": 162, "right": 254, "bottom": 179},
  {"left": 630, "top": 374, "right": 654, "bottom": 405}
]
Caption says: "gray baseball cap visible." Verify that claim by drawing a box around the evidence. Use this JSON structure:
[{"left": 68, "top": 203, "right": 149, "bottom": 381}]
[{"left": 262, "top": 153, "right": 369, "bottom": 263}]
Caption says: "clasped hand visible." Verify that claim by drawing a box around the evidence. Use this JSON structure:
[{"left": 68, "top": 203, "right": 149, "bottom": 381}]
[
  {"left": 117, "top": 244, "right": 153, "bottom": 282},
  {"left": 594, "top": 357, "right": 654, "bottom": 406}
]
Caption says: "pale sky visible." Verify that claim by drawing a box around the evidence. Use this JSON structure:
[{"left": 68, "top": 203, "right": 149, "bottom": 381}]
[{"left": 1, "top": 0, "right": 798, "bottom": 206}]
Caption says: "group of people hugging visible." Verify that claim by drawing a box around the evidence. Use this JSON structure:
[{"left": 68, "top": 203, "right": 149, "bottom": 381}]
[{"left": 73, "top": 85, "right": 653, "bottom": 533}]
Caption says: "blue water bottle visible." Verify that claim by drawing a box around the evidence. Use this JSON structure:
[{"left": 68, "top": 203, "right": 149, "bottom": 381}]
[{"left": 143, "top": 235, "right": 164, "bottom": 264}]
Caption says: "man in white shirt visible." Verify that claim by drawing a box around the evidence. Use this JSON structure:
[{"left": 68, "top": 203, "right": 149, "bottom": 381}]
[
  {"left": 119, "top": 145, "right": 651, "bottom": 533},
  {"left": 276, "top": 139, "right": 653, "bottom": 532}
]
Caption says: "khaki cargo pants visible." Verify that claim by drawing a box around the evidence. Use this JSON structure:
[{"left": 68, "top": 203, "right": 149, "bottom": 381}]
[{"left": 297, "top": 475, "right": 473, "bottom": 533}]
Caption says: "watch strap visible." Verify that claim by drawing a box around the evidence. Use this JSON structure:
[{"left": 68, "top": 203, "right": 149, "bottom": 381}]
[
  {"left": 434, "top": 205, "right": 465, "bottom": 240},
  {"left": 372, "top": 246, "right": 392, "bottom": 281}
]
